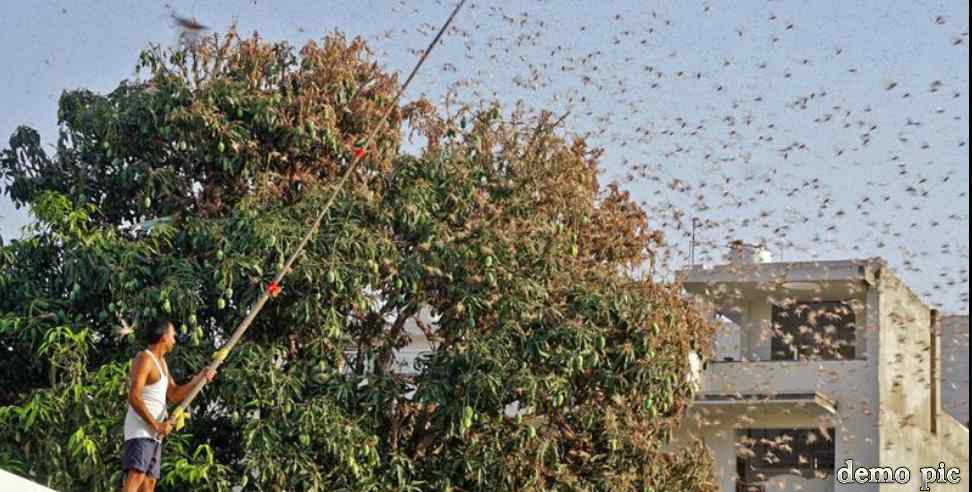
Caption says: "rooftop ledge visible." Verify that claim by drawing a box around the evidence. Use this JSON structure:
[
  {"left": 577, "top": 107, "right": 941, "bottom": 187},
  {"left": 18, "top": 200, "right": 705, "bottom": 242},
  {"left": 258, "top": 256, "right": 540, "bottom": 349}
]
[
  {"left": 679, "top": 258, "right": 885, "bottom": 287},
  {"left": 694, "top": 391, "right": 838, "bottom": 415}
]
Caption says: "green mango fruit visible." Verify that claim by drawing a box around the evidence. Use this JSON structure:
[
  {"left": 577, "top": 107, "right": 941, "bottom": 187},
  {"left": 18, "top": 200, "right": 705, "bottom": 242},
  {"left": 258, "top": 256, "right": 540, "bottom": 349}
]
[{"left": 217, "top": 298, "right": 226, "bottom": 310}]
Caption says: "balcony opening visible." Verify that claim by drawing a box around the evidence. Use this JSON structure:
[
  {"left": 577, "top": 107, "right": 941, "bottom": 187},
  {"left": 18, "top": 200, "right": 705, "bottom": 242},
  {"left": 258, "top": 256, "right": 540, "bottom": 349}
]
[
  {"left": 771, "top": 301, "right": 856, "bottom": 361},
  {"left": 735, "top": 427, "right": 836, "bottom": 491}
]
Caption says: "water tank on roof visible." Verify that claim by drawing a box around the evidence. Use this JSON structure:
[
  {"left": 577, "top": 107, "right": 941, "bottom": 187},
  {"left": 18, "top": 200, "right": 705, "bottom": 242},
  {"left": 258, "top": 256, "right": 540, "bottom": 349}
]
[{"left": 725, "top": 240, "right": 773, "bottom": 264}]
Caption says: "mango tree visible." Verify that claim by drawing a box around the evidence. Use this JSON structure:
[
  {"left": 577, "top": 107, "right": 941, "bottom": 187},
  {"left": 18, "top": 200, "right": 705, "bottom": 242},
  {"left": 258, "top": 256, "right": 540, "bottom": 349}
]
[{"left": 0, "top": 31, "right": 715, "bottom": 491}]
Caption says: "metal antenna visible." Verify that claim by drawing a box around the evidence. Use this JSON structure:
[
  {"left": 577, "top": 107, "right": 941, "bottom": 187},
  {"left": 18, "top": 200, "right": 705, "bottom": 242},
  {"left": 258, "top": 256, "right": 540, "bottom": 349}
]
[{"left": 690, "top": 217, "right": 702, "bottom": 267}]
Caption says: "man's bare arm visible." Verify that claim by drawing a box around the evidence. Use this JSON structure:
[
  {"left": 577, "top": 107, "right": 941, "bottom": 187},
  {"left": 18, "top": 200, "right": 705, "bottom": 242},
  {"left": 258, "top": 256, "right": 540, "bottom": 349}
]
[
  {"left": 167, "top": 373, "right": 201, "bottom": 404},
  {"left": 167, "top": 367, "right": 215, "bottom": 405}
]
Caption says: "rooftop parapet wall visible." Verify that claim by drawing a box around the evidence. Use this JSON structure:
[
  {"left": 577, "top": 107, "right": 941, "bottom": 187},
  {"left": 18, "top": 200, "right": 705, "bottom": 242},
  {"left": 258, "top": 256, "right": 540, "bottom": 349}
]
[{"left": 875, "top": 265, "right": 937, "bottom": 435}]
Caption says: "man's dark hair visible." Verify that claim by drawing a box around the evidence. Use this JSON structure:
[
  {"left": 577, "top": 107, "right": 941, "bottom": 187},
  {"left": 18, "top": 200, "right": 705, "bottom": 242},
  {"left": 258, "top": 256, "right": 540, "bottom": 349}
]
[{"left": 146, "top": 319, "right": 173, "bottom": 345}]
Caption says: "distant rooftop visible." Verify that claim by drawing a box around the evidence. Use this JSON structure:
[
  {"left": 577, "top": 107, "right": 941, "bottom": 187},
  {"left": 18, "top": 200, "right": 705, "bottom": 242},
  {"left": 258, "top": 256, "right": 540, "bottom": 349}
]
[{"left": 680, "top": 257, "right": 885, "bottom": 285}]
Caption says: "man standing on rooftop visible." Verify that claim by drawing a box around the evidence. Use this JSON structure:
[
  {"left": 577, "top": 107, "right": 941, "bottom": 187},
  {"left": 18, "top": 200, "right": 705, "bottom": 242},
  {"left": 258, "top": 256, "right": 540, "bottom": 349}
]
[{"left": 121, "top": 319, "right": 215, "bottom": 492}]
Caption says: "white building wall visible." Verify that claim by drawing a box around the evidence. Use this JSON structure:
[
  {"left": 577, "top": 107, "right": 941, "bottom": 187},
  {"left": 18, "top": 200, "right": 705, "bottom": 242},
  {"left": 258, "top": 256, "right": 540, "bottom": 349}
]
[
  {"left": 697, "top": 358, "right": 880, "bottom": 492},
  {"left": 678, "top": 259, "right": 968, "bottom": 492},
  {"left": 0, "top": 469, "right": 57, "bottom": 491},
  {"left": 875, "top": 274, "right": 968, "bottom": 491}
]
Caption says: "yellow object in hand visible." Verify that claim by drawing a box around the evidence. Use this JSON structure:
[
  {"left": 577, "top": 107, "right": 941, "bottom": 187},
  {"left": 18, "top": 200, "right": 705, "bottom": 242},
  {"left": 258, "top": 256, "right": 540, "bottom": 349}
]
[
  {"left": 212, "top": 348, "right": 229, "bottom": 364},
  {"left": 172, "top": 408, "right": 190, "bottom": 431}
]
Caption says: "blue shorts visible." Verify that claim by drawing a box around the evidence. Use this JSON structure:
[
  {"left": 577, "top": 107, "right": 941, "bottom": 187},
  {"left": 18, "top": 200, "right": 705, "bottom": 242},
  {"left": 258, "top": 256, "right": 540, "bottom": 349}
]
[{"left": 122, "top": 438, "right": 162, "bottom": 479}]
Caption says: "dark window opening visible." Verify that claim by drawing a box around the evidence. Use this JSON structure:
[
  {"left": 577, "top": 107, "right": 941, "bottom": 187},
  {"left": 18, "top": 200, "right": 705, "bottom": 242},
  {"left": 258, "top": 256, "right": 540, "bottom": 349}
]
[
  {"left": 736, "top": 428, "right": 836, "bottom": 487},
  {"left": 771, "top": 301, "right": 856, "bottom": 360}
]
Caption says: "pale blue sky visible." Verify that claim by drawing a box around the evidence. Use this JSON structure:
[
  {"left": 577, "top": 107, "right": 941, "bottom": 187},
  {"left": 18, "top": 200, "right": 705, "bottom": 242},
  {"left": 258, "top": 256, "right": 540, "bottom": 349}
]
[{"left": 1, "top": 1, "right": 968, "bottom": 311}]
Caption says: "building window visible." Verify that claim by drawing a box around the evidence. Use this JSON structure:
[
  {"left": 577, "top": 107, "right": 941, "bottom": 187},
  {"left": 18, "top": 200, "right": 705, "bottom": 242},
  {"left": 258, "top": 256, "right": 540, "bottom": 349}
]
[
  {"left": 736, "top": 428, "right": 835, "bottom": 486},
  {"left": 343, "top": 350, "right": 429, "bottom": 375},
  {"left": 771, "top": 301, "right": 856, "bottom": 360}
]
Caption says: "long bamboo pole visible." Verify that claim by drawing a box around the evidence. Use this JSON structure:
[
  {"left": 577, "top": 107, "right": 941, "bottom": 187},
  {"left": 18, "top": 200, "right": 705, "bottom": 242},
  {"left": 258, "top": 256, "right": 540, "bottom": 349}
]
[{"left": 160, "top": 0, "right": 467, "bottom": 434}]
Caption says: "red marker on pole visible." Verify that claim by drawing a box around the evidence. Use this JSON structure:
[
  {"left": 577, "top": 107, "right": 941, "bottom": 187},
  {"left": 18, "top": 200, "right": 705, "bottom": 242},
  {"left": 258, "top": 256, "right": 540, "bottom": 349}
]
[{"left": 158, "top": 0, "right": 468, "bottom": 440}]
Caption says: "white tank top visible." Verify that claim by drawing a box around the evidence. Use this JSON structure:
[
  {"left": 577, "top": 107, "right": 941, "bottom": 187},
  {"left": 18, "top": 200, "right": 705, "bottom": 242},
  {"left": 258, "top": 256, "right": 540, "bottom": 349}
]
[{"left": 124, "top": 350, "right": 169, "bottom": 441}]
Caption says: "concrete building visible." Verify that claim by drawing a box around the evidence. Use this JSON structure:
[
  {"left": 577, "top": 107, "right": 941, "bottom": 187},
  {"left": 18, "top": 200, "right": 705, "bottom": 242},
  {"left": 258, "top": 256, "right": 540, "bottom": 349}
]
[
  {"left": 0, "top": 469, "right": 56, "bottom": 491},
  {"left": 940, "top": 315, "right": 969, "bottom": 427},
  {"left": 674, "top": 252, "right": 969, "bottom": 492}
]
